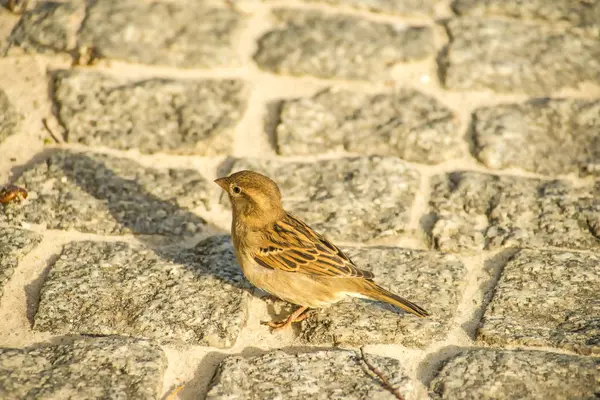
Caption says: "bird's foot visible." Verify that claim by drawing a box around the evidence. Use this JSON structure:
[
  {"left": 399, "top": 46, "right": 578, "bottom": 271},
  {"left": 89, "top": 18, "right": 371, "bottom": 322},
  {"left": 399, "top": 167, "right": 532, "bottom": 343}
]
[{"left": 261, "top": 306, "right": 310, "bottom": 331}]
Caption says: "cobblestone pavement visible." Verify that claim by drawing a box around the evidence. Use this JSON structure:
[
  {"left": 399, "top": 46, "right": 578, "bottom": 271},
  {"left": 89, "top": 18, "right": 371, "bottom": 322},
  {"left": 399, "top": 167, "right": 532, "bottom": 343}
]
[{"left": 0, "top": 0, "right": 599, "bottom": 399}]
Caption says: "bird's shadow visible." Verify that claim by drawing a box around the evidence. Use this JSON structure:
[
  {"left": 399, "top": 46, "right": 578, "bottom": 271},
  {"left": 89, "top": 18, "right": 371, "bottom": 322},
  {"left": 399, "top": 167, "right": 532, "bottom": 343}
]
[{"left": 9, "top": 150, "right": 258, "bottom": 323}]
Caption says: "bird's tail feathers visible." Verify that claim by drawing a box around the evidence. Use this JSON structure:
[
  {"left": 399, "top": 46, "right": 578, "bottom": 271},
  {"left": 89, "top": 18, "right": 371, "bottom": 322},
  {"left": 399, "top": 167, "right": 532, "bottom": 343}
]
[{"left": 358, "top": 281, "right": 430, "bottom": 318}]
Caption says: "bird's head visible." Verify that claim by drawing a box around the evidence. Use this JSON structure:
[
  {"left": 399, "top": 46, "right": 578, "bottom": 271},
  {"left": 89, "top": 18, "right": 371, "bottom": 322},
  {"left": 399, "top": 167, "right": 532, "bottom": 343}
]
[{"left": 215, "top": 170, "right": 284, "bottom": 228}]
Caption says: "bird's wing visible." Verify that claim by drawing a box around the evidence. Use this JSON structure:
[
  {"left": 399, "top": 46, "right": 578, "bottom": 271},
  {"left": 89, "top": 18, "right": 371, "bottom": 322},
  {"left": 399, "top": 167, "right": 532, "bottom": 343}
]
[{"left": 251, "top": 213, "right": 374, "bottom": 279}]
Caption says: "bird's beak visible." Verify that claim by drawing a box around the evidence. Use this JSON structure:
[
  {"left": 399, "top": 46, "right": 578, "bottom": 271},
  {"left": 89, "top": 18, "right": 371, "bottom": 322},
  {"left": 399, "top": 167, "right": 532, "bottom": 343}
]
[{"left": 214, "top": 177, "right": 229, "bottom": 191}]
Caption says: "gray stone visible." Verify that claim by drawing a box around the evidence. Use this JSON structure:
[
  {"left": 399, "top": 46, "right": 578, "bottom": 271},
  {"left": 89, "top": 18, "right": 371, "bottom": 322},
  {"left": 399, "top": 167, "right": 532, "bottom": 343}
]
[
  {"left": 472, "top": 99, "right": 600, "bottom": 176},
  {"left": 478, "top": 249, "right": 600, "bottom": 355},
  {"left": 53, "top": 70, "right": 247, "bottom": 154},
  {"left": 452, "top": 0, "right": 600, "bottom": 26},
  {"left": 442, "top": 18, "right": 600, "bottom": 94},
  {"left": 428, "top": 172, "right": 600, "bottom": 252},
  {"left": 255, "top": 9, "right": 434, "bottom": 80},
  {"left": 34, "top": 237, "right": 252, "bottom": 347},
  {"left": 429, "top": 348, "right": 599, "bottom": 400},
  {"left": 302, "top": 0, "right": 438, "bottom": 15},
  {"left": 299, "top": 247, "right": 465, "bottom": 347},
  {"left": 277, "top": 88, "right": 461, "bottom": 163},
  {"left": 226, "top": 156, "right": 421, "bottom": 242},
  {"left": 0, "top": 336, "right": 166, "bottom": 400},
  {"left": 207, "top": 349, "right": 412, "bottom": 400},
  {"left": 8, "top": 1, "right": 83, "bottom": 54},
  {"left": 0, "top": 150, "right": 212, "bottom": 235},
  {"left": 0, "top": 227, "right": 42, "bottom": 302},
  {"left": 78, "top": 0, "right": 244, "bottom": 67},
  {"left": 0, "top": 89, "right": 20, "bottom": 144}
]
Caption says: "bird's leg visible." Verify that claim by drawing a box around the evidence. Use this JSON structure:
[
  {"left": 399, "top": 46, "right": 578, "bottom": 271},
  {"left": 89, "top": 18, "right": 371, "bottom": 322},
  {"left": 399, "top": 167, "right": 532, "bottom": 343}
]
[
  {"left": 292, "top": 308, "right": 312, "bottom": 322},
  {"left": 263, "top": 306, "right": 309, "bottom": 331},
  {"left": 165, "top": 384, "right": 185, "bottom": 400}
]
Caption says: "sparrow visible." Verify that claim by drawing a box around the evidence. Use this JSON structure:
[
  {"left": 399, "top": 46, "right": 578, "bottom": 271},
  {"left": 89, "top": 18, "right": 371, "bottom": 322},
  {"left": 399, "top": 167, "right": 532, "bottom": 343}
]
[{"left": 215, "top": 170, "right": 429, "bottom": 330}]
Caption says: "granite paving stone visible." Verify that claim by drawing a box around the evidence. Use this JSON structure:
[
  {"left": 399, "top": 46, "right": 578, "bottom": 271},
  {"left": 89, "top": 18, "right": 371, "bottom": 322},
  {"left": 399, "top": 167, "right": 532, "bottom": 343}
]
[
  {"left": 7, "top": 1, "right": 83, "bottom": 54},
  {"left": 254, "top": 9, "right": 434, "bottom": 80},
  {"left": 0, "top": 227, "right": 42, "bottom": 303},
  {"left": 207, "top": 349, "right": 412, "bottom": 399},
  {"left": 53, "top": 71, "right": 248, "bottom": 154},
  {"left": 0, "top": 12, "right": 12, "bottom": 56},
  {"left": 452, "top": 0, "right": 600, "bottom": 26},
  {"left": 428, "top": 171, "right": 600, "bottom": 252},
  {"left": 301, "top": 0, "right": 440, "bottom": 15},
  {"left": 472, "top": 99, "right": 600, "bottom": 176},
  {"left": 226, "top": 156, "right": 421, "bottom": 242},
  {"left": 78, "top": 0, "right": 244, "bottom": 67},
  {"left": 0, "top": 336, "right": 166, "bottom": 400},
  {"left": 34, "top": 236, "right": 252, "bottom": 348},
  {"left": 429, "top": 348, "right": 599, "bottom": 400},
  {"left": 0, "top": 88, "right": 20, "bottom": 144},
  {"left": 478, "top": 249, "right": 600, "bottom": 355},
  {"left": 298, "top": 247, "right": 465, "bottom": 347},
  {"left": 442, "top": 18, "right": 600, "bottom": 94},
  {"left": 0, "top": 150, "right": 212, "bottom": 235},
  {"left": 277, "top": 88, "right": 461, "bottom": 163}
]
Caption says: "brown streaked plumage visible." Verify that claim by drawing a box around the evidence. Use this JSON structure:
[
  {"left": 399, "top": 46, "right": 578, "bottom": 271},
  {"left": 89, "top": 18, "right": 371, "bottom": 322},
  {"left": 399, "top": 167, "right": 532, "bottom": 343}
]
[{"left": 215, "top": 170, "right": 430, "bottom": 330}]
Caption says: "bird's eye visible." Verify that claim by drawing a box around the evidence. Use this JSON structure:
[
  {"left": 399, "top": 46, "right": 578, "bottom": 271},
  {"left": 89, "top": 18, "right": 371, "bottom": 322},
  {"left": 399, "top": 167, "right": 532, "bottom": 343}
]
[{"left": 232, "top": 186, "right": 242, "bottom": 194}]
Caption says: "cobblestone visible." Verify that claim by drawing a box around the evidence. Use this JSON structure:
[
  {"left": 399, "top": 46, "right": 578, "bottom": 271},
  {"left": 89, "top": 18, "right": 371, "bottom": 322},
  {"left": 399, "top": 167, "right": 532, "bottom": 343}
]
[
  {"left": 478, "top": 249, "right": 600, "bottom": 355},
  {"left": 472, "top": 99, "right": 600, "bottom": 176},
  {"left": 0, "top": 89, "right": 19, "bottom": 144},
  {"left": 207, "top": 349, "right": 412, "bottom": 399},
  {"left": 79, "top": 0, "right": 245, "bottom": 67},
  {"left": 430, "top": 348, "right": 599, "bottom": 400},
  {"left": 255, "top": 9, "right": 434, "bottom": 80},
  {"left": 442, "top": 18, "right": 600, "bottom": 94},
  {"left": 227, "top": 156, "right": 421, "bottom": 242},
  {"left": 277, "top": 88, "right": 461, "bottom": 163},
  {"left": 0, "top": 227, "right": 41, "bottom": 303},
  {"left": 452, "top": 0, "right": 600, "bottom": 26},
  {"left": 0, "top": 150, "right": 213, "bottom": 235},
  {"left": 428, "top": 172, "right": 600, "bottom": 252},
  {"left": 34, "top": 237, "right": 251, "bottom": 347},
  {"left": 7, "top": 1, "right": 83, "bottom": 55},
  {"left": 53, "top": 71, "right": 248, "bottom": 154},
  {"left": 0, "top": 336, "right": 166, "bottom": 400}
]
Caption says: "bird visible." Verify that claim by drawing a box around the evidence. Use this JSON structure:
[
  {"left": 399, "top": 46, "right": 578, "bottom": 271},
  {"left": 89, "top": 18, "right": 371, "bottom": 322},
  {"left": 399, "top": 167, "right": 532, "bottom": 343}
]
[{"left": 215, "top": 170, "right": 430, "bottom": 330}]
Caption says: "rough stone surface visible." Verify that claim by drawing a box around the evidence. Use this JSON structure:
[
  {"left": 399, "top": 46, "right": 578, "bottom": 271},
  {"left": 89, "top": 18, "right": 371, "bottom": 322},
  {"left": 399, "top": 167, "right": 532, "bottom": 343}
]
[
  {"left": 428, "top": 172, "right": 600, "bottom": 252},
  {"left": 472, "top": 99, "right": 600, "bottom": 176},
  {"left": 0, "top": 227, "right": 42, "bottom": 302},
  {"left": 303, "top": 0, "right": 438, "bottom": 15},
  {"left": 298, "top": 247, "right": 465, "bottom": 347},
  {"left": 0, "top": 89, "right": 20, "bottom": 144},
  {"left": 53, "top": 71, "right": 247, "bottom": 154},
  {"left": 0, "top": 150, "right": 212, "bottom": 235},
  {"left": 452, "top": 0, "right": 600, "bottom": 26},
  {"left": 8, "top": 1, "right": 83, "bottom": 54},
  {"left": 78, "top": 0, "right": 244, "bottom": 67},
  {"left": 430, "top": 348, "right": 599, "bottom": 400},
  {"left": 34, "top": 237, "right": 251, "bottom": 348},
  {"left": 0, "top": 336, "right": 166, "bottom": 400},
  {"left": 226, "top": 156, "right": 421, "bottom": 242},
  {"left": 478, "top": 249, "right": 600, "bottom": 355},
  {"left": 207, "top": 350, "right": 412, "bottom": 400},
  {"left": 277, "top": 88, "right": 461, "bottom": 163},
  {"left": 255, "top": 9, "right": 434, "bottom": 80},
  {"left": 442, "top": 18, "right": 600, "bottom": 94}
]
